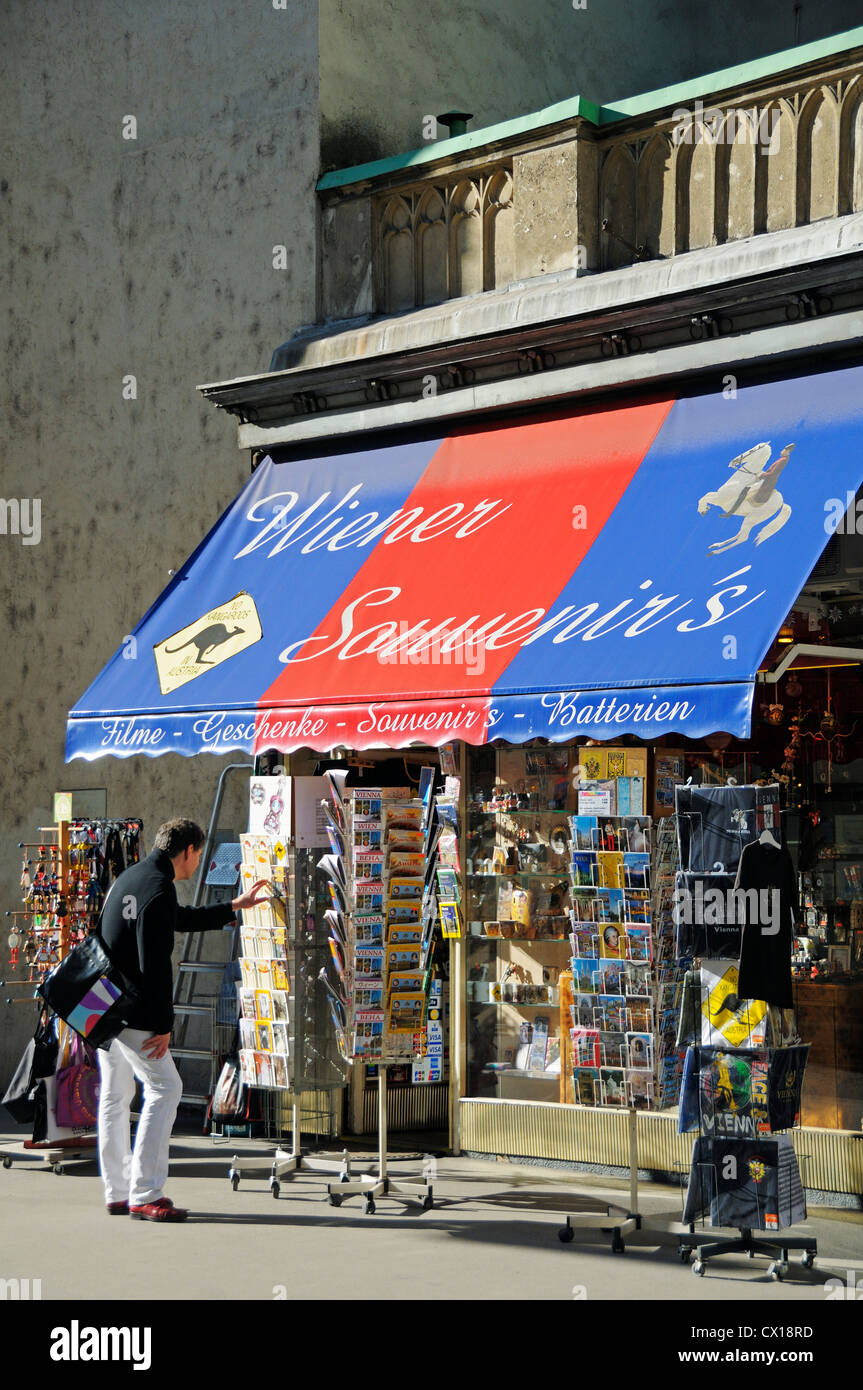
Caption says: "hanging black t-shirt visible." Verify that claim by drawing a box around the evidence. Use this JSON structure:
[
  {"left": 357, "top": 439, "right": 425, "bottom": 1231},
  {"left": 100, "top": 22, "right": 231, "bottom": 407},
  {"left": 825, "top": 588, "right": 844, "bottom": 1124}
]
[
  {"left": 734, "top": 839, "right": 798, "bottom": 1009},
  {"left": 767, "top": 1045, "right": 809, "bottom": 1131}
]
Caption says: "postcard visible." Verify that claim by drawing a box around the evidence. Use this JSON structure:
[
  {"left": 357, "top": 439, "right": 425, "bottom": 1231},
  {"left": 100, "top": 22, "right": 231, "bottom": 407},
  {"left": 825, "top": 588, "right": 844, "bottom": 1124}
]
[
  {"left": 626, "top": 1031, "right": 653, "bottom": 1068},
  {"left": 271, "top": 1021, "right": 289, "bottom": 1054},
  {"left": 600, "top": 1068, "right": 626, "bottom": 1105},
  {"left": 570, "top": 851, "right": 597, "bottom": 887},
  {"left": 388, "top": 993, "right": 426, "bottom": 1032},
  {"left": 354, "top": 913, "right": 385, "bottom": 943},
  {"left": 623, "top": 852, "right": 650, "bottom": 889},
  {"left": 569, "top": 815, "right": 597, "bottom": 850},
  {"left": 571, "top": 1026, "right": 601, "bottom": 1068},
  {"left": 571, "top": 956, "right": 600, "bottom": 994},
  {"left": 254, "top": 988, "right": 273, "bottom": 1020},
  {"left": 570, "top": 994, "right": 597, "bottom": 1029},
  {"left": 598, "top": 921, "right": 625, "bottom": 959},
  {"left": 256, "top": 1020, "right": 274, "bottom": 1053},
  {"left": 271, "top": 960, "right": 289, "bottom": 992},
  {"left": 239, "top": 1019, "right": 256, "bottom": 1049},
  {"left": 598, "top": 958, "right": 625, "bottom": 993},
  {"left": 573, "top": 1067, "right": 600, "bottom": 1105},
  {"left": 600, "top": 1031, "right": 627, "bottom": 1068},
  {"left": 238, "top": 1050, "right": 257, "bottom": 1088},
  {"left": 388, "top": 946, "right": 421, "bottom": 973},
  {"left": 598, "top": 994, "right": 626, "bottom": 1030},
  {"left": 569, "top": 924, "right": 597, "bottom": 957},
  {"left": 625, "top": 926, "right": 651, "bottom": 962},
  {"left": 438, "top": 899, "right": 461, "bottom": 939},
  {"left": 272, "top": 1054, "right": 289, "bottom": 1089},
  {"left": 271, "top": 990, "right": 290, "bottom": 1023},
  {"left": 237, "top": 986, "right": 257, "bottom": 1020},
  {"left": 389, "top": 876, "right": 424, "bottom": 900}
]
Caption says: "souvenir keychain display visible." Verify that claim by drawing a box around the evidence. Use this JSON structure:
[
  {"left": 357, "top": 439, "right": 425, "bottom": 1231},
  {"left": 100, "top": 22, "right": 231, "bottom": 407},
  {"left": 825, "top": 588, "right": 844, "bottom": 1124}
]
[{"left": 4, "top": 817, "right": 143, "bottom": 990}]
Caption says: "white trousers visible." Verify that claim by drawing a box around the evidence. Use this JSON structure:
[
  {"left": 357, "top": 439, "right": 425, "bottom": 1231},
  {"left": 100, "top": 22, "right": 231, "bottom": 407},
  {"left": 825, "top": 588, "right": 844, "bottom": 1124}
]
[{"left": 96, "top": 1028, "right": 183, "bottom": 1207}]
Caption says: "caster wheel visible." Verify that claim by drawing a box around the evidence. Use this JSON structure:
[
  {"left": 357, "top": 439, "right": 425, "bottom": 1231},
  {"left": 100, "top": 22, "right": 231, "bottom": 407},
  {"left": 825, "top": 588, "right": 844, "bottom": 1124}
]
[
  {"left": 692, "top": 1260, "right": 705, "bottom": 1277},
  {"left": 679, "top": 1248, "right": 691, "bottom": 1263},
  {"left": 2, "top": 1157, "right": 12, "bottom": 1169},
  {"left": 328, "top": 1193, "right": 342, "bottom": 1208},
  {"left": 365, "top": 1199, "right": 376, "bottom": 1215},
  {"left": 230, "top": 1174, "right": 239, "bottom": 1191},
  {"left": 271, "top": 1182, "right": 280, "bottom": 1200},
  {"left": 558, "top": 1225, "right": 575, "bottom": 1244},
  {"left": 339, "top": 1173, "right": 349, "bottom": 1183},
  {"left": 611, "top": 1232, "right": 625, "bottom": 1254},
  {"left": 422, "top": 1193, "right": 433, "bottom": 1211},
  {"left": 770, "top": 1263, "right": 789, "bottom": 1282},
  {"left": 801, "top": 1252, "right": 815, "bottom": 1270},
  {"left": 53, "top": 1164, "right": 63, "bottom": 1175}
]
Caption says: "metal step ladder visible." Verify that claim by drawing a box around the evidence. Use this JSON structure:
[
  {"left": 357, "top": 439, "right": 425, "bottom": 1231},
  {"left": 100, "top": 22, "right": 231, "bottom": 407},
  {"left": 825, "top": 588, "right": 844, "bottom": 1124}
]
[{"left": 171, "top": 763, "right": 253, "bottom": 1111}]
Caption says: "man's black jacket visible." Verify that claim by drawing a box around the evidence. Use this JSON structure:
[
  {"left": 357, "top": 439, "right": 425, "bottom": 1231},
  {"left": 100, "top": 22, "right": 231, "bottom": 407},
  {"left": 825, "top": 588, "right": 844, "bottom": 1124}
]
[{"left": 101, "top": 849, "right": 235, "bottom": 1034}]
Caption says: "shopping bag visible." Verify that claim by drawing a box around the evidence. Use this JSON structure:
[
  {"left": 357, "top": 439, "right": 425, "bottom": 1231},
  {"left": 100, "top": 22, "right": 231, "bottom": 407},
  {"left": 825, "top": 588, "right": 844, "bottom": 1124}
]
[
  {"left": 2, "top": 1039, "right": 37, "bottom": 1124},
  {"left": 37, "top": 934, "right": 139, "bottom": 1049},
  {"left": 55, "top": 1061, "right": 100, "bottom": 1128},
  {"left": 55, "top": 1029, "right": 100, "bottom": 1128}
]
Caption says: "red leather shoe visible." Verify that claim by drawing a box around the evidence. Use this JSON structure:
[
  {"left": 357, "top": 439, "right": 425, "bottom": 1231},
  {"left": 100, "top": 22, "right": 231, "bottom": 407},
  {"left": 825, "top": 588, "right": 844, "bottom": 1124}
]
[
  {"left": 106, "top": 1201, "right": 129, "bottom": 1215},
  {"left": 129, "top": 1197, "right": 188, "bottom": 1222}
]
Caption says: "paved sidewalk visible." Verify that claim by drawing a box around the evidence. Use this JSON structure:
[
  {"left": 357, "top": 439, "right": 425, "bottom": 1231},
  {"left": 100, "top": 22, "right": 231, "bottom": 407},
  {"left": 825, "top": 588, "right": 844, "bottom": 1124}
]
[{"left": 1, "top": 1123, "right": 861, "bottom": 1302}]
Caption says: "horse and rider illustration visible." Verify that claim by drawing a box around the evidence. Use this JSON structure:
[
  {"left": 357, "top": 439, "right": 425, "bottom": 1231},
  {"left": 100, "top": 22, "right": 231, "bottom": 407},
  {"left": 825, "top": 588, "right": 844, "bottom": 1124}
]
[{"left": 697, "top": 441, "right": 795, "bottom": 554}]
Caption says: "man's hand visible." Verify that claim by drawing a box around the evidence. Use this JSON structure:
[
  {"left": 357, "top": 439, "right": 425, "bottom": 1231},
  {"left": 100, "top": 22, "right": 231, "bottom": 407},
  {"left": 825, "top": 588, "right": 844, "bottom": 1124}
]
[
  {"left": 232, "top": 879, "right": 272, "bottom": 913},
  {"left": 141, "top": 1032, "right": 171, "bottom": 1060}
]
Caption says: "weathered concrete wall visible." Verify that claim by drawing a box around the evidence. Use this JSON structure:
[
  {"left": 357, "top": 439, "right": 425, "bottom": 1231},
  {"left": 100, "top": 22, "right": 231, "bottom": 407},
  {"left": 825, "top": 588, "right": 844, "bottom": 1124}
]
[
  {"left": 0, "top": 0, "right": 319, "bottom": 1079},
  {"left": 319, "top": 0, "right": 863, "bottom": 168}
]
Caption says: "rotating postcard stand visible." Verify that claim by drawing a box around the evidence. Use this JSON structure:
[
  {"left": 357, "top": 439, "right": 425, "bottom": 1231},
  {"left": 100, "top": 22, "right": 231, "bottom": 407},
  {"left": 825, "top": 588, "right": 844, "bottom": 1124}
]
[
  {"left": 227, "top": 779, "right": 355, "bottom": 1197},
  {"left": 322, "top": 771, "right": 434, "bottom": 1214}
]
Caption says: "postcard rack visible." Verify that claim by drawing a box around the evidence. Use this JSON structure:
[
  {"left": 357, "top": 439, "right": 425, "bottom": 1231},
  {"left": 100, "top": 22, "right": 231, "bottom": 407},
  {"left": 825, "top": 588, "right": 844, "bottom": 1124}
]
[
  {"left": 226, "top": 784, "right": 353, "bottom": 1194},
  {"left": 321, "top": 770, "right": 439, "bottom": 1213}
]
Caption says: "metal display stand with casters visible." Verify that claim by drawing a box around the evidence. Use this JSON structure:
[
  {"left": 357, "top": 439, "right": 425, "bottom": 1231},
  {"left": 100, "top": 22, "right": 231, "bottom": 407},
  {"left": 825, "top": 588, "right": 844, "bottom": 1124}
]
[
  {"left": 676, "top": 1149, "right": 816, "bottom": 1280},
  {"left": 326, "top": 1068, "right": 434, "bottom": 1214},
  {"left": 0, "top": 1140, "right": 98, "bottom": 1175},
  {"left": 557, "top": 1105, "right": 641, "bottom": 1253},
  {"left": 228, "top": 1098, "right": 358, "bottom": 1197},
  {"left": 678, "top": 1225, "right": 817, "bottom": 1280}
]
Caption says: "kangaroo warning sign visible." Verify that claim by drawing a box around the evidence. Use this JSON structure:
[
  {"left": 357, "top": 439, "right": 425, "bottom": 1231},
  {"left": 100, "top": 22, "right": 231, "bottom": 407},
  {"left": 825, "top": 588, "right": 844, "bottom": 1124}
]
[{"left": 154, "top": 592, "right": 262, "bottom": 694}]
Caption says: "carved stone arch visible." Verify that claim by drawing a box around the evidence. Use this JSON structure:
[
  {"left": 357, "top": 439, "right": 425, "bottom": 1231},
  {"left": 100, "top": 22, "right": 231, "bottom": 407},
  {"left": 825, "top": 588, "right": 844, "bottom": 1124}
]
[
  {"left": 761, "top": 100, "right": 796, "bottom": 232},
  {"left": 450, "top": 178, "right": 483, "bottom": 297},
  {"left": 380, "top": 195, "right": 415, "bottom": 311},
  {"left": 797, "top": 85, "right": 840, "bottom": 223},
  {"left": 682, "top": 124, "right": 719, "bottom": 250},
  {"left": 484, "top": 168, "right": 514, "bottom": 289},
  {"left": 637, "top": 133, "right": 674, "bottom": 257},
  {"left": 838, "top": 73, "right": 863, "bottom": 212},
  {"left": 416, "top": 186, "right": 447, "bottom": 306},
  {"left": 600, "top": 142, "right": 637, "bottom": 269},
  {"left": 721, "top": 108, "right": 759, "bottom": 242}
]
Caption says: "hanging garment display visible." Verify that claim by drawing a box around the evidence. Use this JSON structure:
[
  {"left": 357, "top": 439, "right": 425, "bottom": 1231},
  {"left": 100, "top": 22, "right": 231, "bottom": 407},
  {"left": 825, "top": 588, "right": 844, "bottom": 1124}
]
[
  {"left": 697, "top": 1046, "right": 769, "bottom": 1138},
  {"left": 700, "top": 960, "right": 767, "bottom": 1047},
  {"left": 767, "top": 1045, "right": 810, "bottom": 1131},
  {"left": 674, "top": 871, "right": 743, "bottom": 959},
  {"left": 734, "top": 838, "right": 798, "bottom": 1008},
  {"left": 682, "top": 1134, "right": 806, "bottom": 1230}
]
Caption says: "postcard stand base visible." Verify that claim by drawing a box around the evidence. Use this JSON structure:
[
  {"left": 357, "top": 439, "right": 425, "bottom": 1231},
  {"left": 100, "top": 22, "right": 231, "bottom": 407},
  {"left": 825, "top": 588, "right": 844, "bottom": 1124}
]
[
  {"left": 557, "top": 1106, "right": 642, "bottom": 1253},
  {"left": 227, "top": 1100, "right": 360, "bottom": 1197},
  {"left": 326, "top": 1067, "right": 434, "bottom": 1214},
  {"left": 676, "top": 1225, "right": 817, "bottom": 1280},
  {"left": 0, "top": 1140, "right": 98, "bottom": 1176}
]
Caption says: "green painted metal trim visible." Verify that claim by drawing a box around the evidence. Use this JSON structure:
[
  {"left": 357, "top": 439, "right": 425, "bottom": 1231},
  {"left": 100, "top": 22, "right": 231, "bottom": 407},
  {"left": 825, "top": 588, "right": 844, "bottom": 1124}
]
[
  {"left": 599, "top": 24, "right": 863, "bottom": 121},
  {"left": 317, "top": 25, "right": 863, "bottom": 191},
  {"left": 317, "top": 95, "right": 600, "bottom": 190}
]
